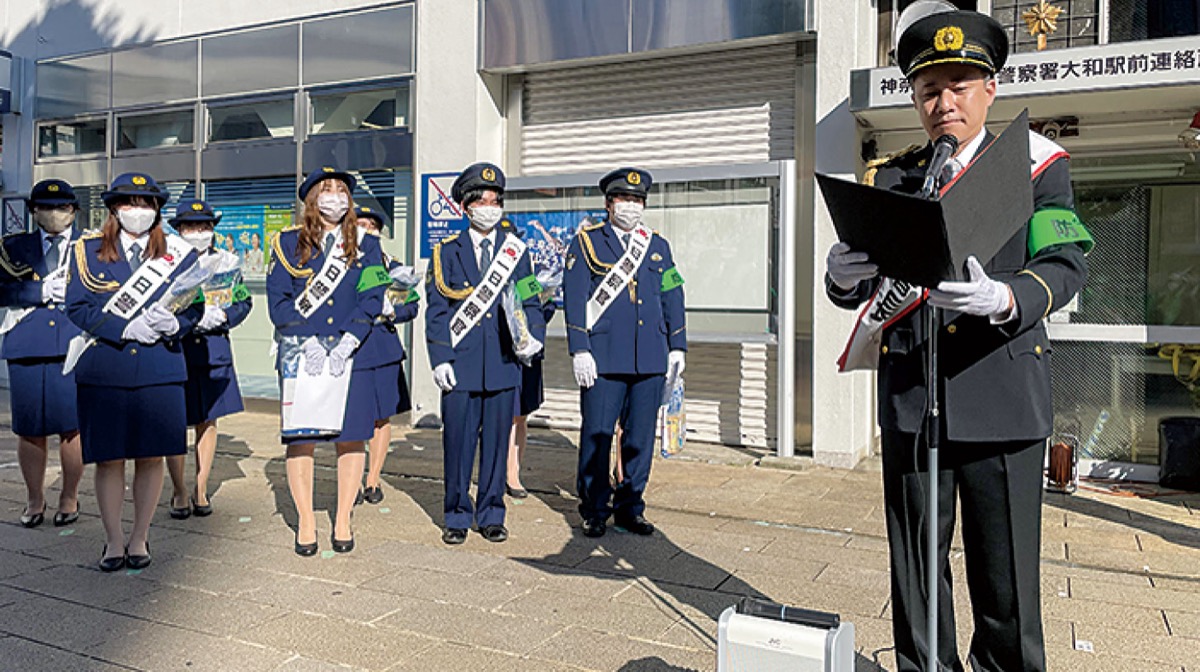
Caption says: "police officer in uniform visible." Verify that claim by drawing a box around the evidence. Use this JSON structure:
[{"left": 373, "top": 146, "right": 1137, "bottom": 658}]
[
  {"left": 564, "top": 168, "right": 687, "bottom": 538},
  {"left": 0, "top": 179, "right": 84, "bottom": 527},
  {"left": 425, "top": 162, "right": 546, "bottom": 545},
  {"left": 824, "top": 6, "right": 1091, "bottom": 670}
]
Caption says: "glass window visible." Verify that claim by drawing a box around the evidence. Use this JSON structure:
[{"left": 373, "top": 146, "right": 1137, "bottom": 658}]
[
  {"left": 302, "top": 6, "right": 415, "bottom": 85},
  {"left": 990, "top": 0, "right": 1098, "bottom": 52},
  {"left": 117, "top": 109, "right": 194, "bottom": 150},
  {"left": 38, "top": 118, "right": 107, "bottom": 158},
  {"left": 113, "top": 41, "right": 198, "bottom": 107},
  {"left": 36, "top": 54, "right": 110, "bottom": 117},
  {"left": 1108, "top": 0, "right": 1200, "bottom": 42},
  {"left": 208, "top": 99, "right": 294, "bottom": 142},
  {"left": 201, "top": 25, "right": 299, "bottom": 97},
  {"left": 310, "top": 85, "right": 409, "bottom": 135}
]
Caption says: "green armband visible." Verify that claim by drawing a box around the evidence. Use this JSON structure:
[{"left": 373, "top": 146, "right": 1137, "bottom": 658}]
[
  {"left": 356, "top": 265, "right": 391, "bottom": 292},
  {"left": 1028, "top": 208, "right": 1094, "bottom": 256},
  {"left": 232, "top": 283, "right": 251, "bottom": 303},
  {"left": 514, "top": 274, "right": 543, "bottom": 301},
  {"left": 403, "top": 288, "right": 420, "bottom": 305},
  {"left": 661, "top": 267, "right": 684, "bottom": 292}
]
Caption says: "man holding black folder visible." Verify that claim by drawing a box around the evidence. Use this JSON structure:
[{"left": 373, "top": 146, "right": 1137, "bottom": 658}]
[{"left": 824, "top": 5, "right": 1092, "bottom": 671}]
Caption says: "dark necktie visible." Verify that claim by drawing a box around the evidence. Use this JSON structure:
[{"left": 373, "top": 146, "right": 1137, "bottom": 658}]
[
  {"left": 479, "top": 238, "right": 492, "bottom": 271},
  {"left": 620, "top": 232, "right": 630, "bottom": 250},
  {"left": 45, "top": 235, "right": 62, "bottom": 272},
  {"left": 128, "top": 242, "right": 142, "bottom": 272},
  {"left": 325, "top": 233, "right": 336, "bottom": 257}
]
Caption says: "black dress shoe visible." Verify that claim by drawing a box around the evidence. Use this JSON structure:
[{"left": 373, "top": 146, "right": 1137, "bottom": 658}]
[
  {"left": 331, "top": 533, "right": 355, "bottom": 553},
  {"left": 169, "top": 498, "right": 191, "bottom": 520},
  {"left": 442, "top": 527, "right": 467, "bottom": 545},
  {"left": 613, "top": 515, "right": 655, "bottom": 536},
  {"left": 294, "top": 534, "right": 318, "bottom": 557},
  {"left": 505, "top": 485, "right": 529, "bottom": 499},
  {"left": 363, "top": 486, "right": 384, "bottom": 505},
  {"left": 480, "top": 525, "right": 508, "bottom": 542},
  {"left": 19, "top": 508, "right": 45, "bottom": 528},
  {"left": 191, "top": 496, "right": 213, "bottom": 517},
  {"left": 98, "top": 545, "right": 125, "bottom": 573},
  {"left": 53, "top": 509, "right": 80, "bottom": 527},
  {"left": 581, "top": 518, "right": 607, "bottom": 538},
  {"left": 354, "top": 489, "right": 365, "bottom": 506},
  {"left": 125, "top": 543, "right": 151, "bottom": 570}
]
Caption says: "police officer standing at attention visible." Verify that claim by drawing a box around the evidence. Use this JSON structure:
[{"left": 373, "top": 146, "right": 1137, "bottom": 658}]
[
  {"left": 564, "top": 168, "right": 686, "bottom": 538},
  {"left": 824, "top": 5, "right": 1091, "bottom": 670},
  {"left": 426, "top": 162, "right": 545, "bottom": 545},
  {"left": 0, "top": 179, "right": 85, "bottom": 528}
]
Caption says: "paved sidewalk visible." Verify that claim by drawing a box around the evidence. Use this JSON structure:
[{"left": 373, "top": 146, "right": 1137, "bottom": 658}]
[{"left": 1, "top": 404, "right": 1198, "bottom": 671}]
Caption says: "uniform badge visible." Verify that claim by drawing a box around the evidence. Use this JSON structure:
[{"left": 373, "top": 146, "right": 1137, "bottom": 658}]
[
  {"left": 627, "top": 171, "right": 641, "bottom": 186},
  {"left": 566, "top": 254, "right": 576, "bottom": 270},
  {"left": 650, "top": 253, "right": 662, "bottom": 262},
  {"left": 482, "top": 167, "right": 496, "bottom": 182},
  {"left": 322, "top": 166, "right": 335, "bottom": 173},
  {"left": 131, "top": 175, "right": 147, "bottom": 186},
  {"left": 191, "top": 202, "right": 204, "bottom": 211},
  {"left": 48, "top": 184, "right": 60, "bottom": 192},
  {"left": 934, "top": 26, "right": 964, "bottom": 51}
]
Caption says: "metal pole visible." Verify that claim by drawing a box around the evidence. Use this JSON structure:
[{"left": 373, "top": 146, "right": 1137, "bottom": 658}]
[{"left": 926, "top": 303, "right": 940, "bottom": 672}]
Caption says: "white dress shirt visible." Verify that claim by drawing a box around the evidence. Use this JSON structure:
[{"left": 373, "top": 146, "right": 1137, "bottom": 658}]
[
  {"left": 467, "top": 227, "right": 498, "bottom": 270},
  {"left": 119, "top": 230, "right": 151, "bottom": 267},
  {"left": 944, "top": 128, "right": 988, "bottom": 182},
  {"left": 39, "top": 229, "right": 70, "bottom": 270}
]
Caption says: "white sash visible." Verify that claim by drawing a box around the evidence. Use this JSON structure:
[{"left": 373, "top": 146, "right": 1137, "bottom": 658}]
[
  {"left": 585, "top": 223, "right": 652, "bottom": 330},
  {"left": 293, "top": 230, "right": 363, "bottom": 318},
  {"left": 448, "top": 235, "right": 527, "bottom": 348},
  {"left": 103, "top": 236, "right": 193, "bottom": 319}
]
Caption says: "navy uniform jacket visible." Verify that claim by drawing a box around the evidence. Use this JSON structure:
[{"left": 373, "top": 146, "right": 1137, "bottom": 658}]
[
  {"left": 0, "top": 231, "right": 83, "bottom": 359},
  {"left": 564, "top": 221, "right": 687, "bottom": 376},
  {"left": 425, "top": 229, "right": 546, "bottom": 392},
  {"left": 356, "top": 252, "right": 419, "bottom": 369},
  {"left": 266, "top": 227, "right": 386, "bottom": 368},
  {"left": 65, "top": 234, "right": 205, "bottom": 388},
  {"left": 826, "top": 134, "right": 1089, "bottom": 441},
  {"left": 182, "top": 260, "right": 253, "bottom": 371}
]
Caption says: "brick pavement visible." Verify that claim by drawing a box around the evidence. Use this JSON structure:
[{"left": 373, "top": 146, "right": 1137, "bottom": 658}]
[{"left": 1, "top": 403, "right": 1198, "bottom": 671}]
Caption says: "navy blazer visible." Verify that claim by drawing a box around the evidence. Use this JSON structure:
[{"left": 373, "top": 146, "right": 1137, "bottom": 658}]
[
  {"left": 266, "top": 227, "right": 386, "bottom": 367},
  {"left": 563, "top": 221, "right": 687, "bottom": 376},
  {"left": 65, "top": 233, "right": 205, "bottom": 388},
  {"left": 356, "top": 253, "right": 419, "bottom": 369},
  {"left": 0, "top": 230, "right": 83, "bottom": 360},
  {"left": 182, "top": 255, "right": 253, "bottom": 371},
  {"left": 425, "top": 228, "right": 546, "bottom": 392}
]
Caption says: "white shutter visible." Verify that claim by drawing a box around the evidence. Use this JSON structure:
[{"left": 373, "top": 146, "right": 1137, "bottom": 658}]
[{"left": 520, "top": 43, "right": 799, "bottom": 175}]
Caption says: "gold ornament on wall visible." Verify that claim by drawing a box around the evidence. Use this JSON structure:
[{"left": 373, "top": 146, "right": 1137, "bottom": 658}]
[{"left": 1022, "top": 0, "right": 1064, "bottom": 51}]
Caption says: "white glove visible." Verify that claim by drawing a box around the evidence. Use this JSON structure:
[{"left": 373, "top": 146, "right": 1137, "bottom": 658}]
[
  {"left": 197, "top": 305, "right": 227, "bottom": 332},
  {"left": 388, "top": 265, "right": 421, "bottom": 289},
  {"left": 826, "top": 242, "right": 879, "bottom": 291},
  {"left": 928, "top": 256, "right": 1014, "bottom": 319},
  {"left": 122, "top": 314, "right": 160, "bottom": 344},
  {"left": 41, "top": 276, "right": 67, "bottom": 304},
  {"left": 515, "top": 338, "right": 544, "bottom": 365},
  {"left": 433, "top": 362, "right": 457, "bottom": 392},
  {"left": 301, "top": 337, "right": 327, "bottom": 377},
  {"left": 668, "top": 350, "right": 686, "bottom": 379},
  {"left": 144, "top": 304, "right": 179, "bottom": 336},
  {"left": 381, "top": 298, "right": 396, "bottom": 319},
  {"left": 573, "top": 351, "right": 597, "bottom": 389},
  {"left": 328, "top": 333, "right": 360, "bottom": 377}
]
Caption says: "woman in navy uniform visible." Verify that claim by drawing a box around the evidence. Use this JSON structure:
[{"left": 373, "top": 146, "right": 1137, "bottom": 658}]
[
  {"left": 352, "top": 204, "right": 418, "bottom": 504},
  {"left": 426, "top": 162, "right": 546, "bottom": 545},
  {"left": 66, "top": 173, "right": 205, "bottom": 572},
  {"left": 165, "top": 199, "right": 252, "bottom": 519},
  {"left": 0, "top": 179, "right": 84, "bottom": 527},
  {"left": 267, "top": 168, "right": 389, "bottom": 555},
  {"left": 563, "top": 167, "right": 688, "bottom": 539}
]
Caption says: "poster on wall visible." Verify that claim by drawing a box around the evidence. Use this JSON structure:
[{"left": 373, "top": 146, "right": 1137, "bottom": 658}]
[
  {"left": 213, "top": 204, "right": 292, "bottom": 279},
  {"left": 419, "top": 172, "right": 466, "bottom": 258}
]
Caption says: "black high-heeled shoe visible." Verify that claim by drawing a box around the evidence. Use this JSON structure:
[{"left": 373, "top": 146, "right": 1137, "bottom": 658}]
[
  {"left": 294, "top": 533, "right": 318, "bottom": 557},
  {"left": 19, "top": 507, "right": 45, "bottom": 528},
  {"left": 98, "top": 545, "right": 125, "bottom": 573},
  {"left": 331, "top": 532, "right": 354, "bottom": 553},
  {"left": 53, "top": 508, "right": 80, "bottom": 527},
  {"left": 191, "top": 494, "right": 213, "bottom": 517},
  {"left": 126, "top": 542, "right": 152, "bottom": 570}
]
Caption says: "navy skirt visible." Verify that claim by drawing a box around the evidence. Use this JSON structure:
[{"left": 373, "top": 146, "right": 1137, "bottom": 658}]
[
  {"left": 367, "top": 361, "right": 412, "bottom": 422},
  {"left": 281, "top": 367, "right": 375, "bottom": 445},
  {"left": 7, "top": 357, "right": 79, "bottom": 436},
  {"left": 185, "top": 364, "right": 244, "bottom": 426},
  {"left": 78, "top": 383, "right": 187, "bottom": 464},
  {"left": 515, "top": 359, "right": 545, "bottom": 418}
]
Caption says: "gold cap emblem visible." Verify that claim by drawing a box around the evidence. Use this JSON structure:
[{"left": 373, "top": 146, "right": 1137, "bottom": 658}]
[
  {"left": 322, "top": 166, "right": 335, "bottom": 173},
  {"left": 191, "top": 202, "right": 204, "bottom": 211},
  {"left": 362, "top": 206, "right": 371, "bottom": 212},
  {"left": 131, "top": 175, "right": 147, "bottom": 185},
  {"left": 481, "top": 167, "right": 496, "bottom": 182},
  {"left": 627, "top": 171, "right": 642, "bottom": 186},
  {"left": 934, "top": 26, "right": 964, "bottom": 51},
  {"left": 47, "top": 184, "right": 60, "bottom": 192}
]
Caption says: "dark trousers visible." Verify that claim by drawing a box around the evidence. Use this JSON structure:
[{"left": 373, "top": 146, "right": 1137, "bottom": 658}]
[
  {"left": 441, "top": 388, "right": 514, "bottom": 530},
  {"left": 577, "top": 373, "right": 665, "bottom": 522},
  {"left": 881, "top": 430, "right": 1046, "bottom": 672}
]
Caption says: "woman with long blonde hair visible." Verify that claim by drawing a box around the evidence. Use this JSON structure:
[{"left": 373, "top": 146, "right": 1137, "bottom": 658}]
[{"left": 266, "top": 167, "right": 389, "bottom": 555}]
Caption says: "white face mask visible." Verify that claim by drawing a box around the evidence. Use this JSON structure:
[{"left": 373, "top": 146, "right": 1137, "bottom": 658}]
[
  {"left": 34, "top": 209, "right": 74, "bottom": 234},
  {"left": 317, "top": 193, "right": 349, "bottom": 222},
  {"left": 117, "top": 208, "right": 157, "bottom": 235},
  {"left": 182, "top": 231, "right": 214, "bottom": 251},
  {"left": 611, "top": 201, "right": 644, "bottom": 230},
  {"left": 469, "top": 205, "right": 504, "bottom": 231}
]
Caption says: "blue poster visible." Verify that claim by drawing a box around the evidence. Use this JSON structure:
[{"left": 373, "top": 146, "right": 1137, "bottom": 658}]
[
  {"left": 214, "top": 205, "right": 266, "bottom": 277},
  {"left": 504, "top": 210, "right": 606, "bottom": 273},
  {"left": 419, "top": 172, "right": 467, "bottom": 258}
]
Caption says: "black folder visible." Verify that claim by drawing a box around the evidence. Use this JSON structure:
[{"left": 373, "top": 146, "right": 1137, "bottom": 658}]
[{"left": 817, "top": 110, "right": 1035, "bottom": 289}]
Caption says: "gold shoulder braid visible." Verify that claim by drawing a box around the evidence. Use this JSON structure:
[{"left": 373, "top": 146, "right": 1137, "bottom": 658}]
[
  {"left": 577, "top": 230, "right": 613, "bottom": 275},
  {"left": 862, "top": 143, "right": 922, "bottom": 187},
  {"left": 73, "top": 239, "right": 119, "bottom": 293},
  {"left": 269, "top": 230, "right": 312, "bottom": 279},
  {"left": 431, "top": 240, "right": 472, "bottom": 301},
  {"left": 0, "top": 238, "right": 32, "bottom": 278}
]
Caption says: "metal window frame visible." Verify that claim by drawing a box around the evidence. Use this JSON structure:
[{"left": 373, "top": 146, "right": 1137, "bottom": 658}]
[
  {"left": 35, "top": 114, "right": 111, "bottom": 162},
  {"left": 113, "top": 105, "right": 199, "bottom": 155}
]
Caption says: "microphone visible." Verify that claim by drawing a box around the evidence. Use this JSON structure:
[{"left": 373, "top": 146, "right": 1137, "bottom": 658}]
[{"left": 920, "top": 134, "right": 960, "bottom": 200}]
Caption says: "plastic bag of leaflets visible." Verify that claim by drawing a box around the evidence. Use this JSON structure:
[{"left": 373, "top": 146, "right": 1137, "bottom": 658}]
[
  {"left": 659, "top": 368, "right": 686, "bottom": 458},
  {"left": 276, "top": 333, "right": 349, "bottom": 439},
  {"left": 501, "top": 275, "right": 545, "bottom": 366},
  {"left": 382, "top": 264, "right": 421, "bottom": 319},
  {"left": 192, "top": 250, "right": 244, "bottom": 310}
]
